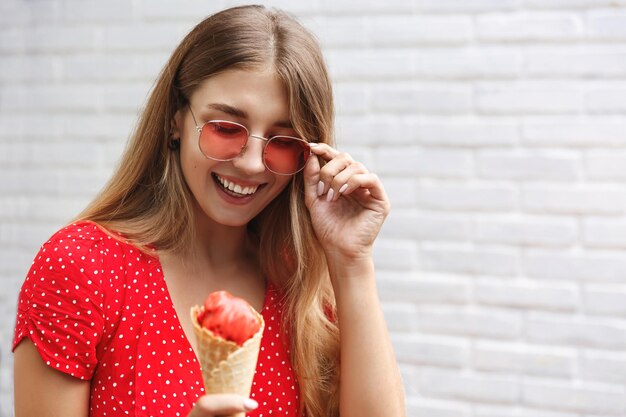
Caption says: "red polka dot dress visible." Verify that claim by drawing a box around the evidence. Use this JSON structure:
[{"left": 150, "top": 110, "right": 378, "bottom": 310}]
[{"left": 13, "top": 221, "right": 302, "bottom": 417}]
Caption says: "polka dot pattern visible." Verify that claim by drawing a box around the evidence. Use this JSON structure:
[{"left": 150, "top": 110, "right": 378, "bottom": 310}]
[{"left": 13, "top": 221, "right": 301, "bottom": 417}]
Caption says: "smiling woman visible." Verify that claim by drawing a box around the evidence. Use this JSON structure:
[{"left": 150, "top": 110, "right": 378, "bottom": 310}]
[{"left": 12, "top": 5, "right": 405, "bottom": 417}]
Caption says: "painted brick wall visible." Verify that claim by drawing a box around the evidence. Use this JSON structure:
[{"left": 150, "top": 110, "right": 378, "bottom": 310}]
[{"left": 2, "top": 0, "right": 626, "bottom": 416}]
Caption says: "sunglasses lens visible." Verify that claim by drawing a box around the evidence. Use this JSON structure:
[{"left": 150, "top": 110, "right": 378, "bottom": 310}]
[
  {"left": 199, "top": 121, "right": 248, "bottom": 160},
  {"left": 264, "top": 136, "right": 310, "bottom": 175}
]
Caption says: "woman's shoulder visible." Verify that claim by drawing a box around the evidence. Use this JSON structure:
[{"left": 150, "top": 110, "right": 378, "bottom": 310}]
[
  {"left": 32, "top": 220, "right": 158, "bottom": 294},
  {"left": 42, "top": 220, "right": 153, "bottom": 261},
  {"left": 44, "top": 220, "right": 125, "bottom": 250}
]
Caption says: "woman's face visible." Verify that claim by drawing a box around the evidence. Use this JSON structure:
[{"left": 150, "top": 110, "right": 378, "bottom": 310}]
[{"left": 174, "top": 68, "right": 297, "bottom": 228}]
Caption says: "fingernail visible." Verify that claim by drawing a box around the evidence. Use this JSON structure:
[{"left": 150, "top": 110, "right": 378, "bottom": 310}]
[
  {"left": 317, "top": 181, "right": 324, "bottom": 196},
  {"left": 326, "top": 188, "right": 334, "bottom": 202},
  {"left": 309, "top": 142, "right": 319, "bottom": 147},
  {"left": 339, "top": 183, "right": 348, "bottom": 194},
  {"left": 243, "top": 398, "right": 258, "bottom": 410}
]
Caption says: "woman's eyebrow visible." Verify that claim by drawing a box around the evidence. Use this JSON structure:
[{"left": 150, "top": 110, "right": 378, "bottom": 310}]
[
  {"left": 207, "top": 103, "right": 246, "bottom": 118},
  {"left": 206, "top": 103, "right": 293, "bottom": 129}
]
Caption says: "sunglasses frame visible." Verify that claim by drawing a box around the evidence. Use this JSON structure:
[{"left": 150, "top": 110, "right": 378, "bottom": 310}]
[{"left": 187, "top": 105, "right": 312, "bottom": 175}]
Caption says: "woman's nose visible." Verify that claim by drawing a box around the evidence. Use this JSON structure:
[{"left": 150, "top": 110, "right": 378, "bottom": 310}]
[{"left": 231, "top": 135, "right": 266, "bottom": 175}]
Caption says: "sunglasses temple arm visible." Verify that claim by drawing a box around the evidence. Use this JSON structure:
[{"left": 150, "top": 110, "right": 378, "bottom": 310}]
[{"left": 187, "top": 104, "right": 202, "bottom": 132}]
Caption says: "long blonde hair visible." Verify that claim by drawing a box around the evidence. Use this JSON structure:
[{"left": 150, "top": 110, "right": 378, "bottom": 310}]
[{"left": 78, "top": 5, "right": 340, "bottom": 417}]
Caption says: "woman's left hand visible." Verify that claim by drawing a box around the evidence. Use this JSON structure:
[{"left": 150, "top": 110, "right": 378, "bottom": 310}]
[{"left": 303, "top": 143, "right": 390, "bottom": 262}]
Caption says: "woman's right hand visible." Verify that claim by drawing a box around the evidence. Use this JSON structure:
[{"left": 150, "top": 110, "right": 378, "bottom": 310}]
[{"left": 188, "top": 394, "right": 258, "bottom": 417}]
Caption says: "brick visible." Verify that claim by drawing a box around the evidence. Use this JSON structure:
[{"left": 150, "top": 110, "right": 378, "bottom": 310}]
[
  {"left": 102, "top": 141, "right": 128, "bottom": 170},
  {"left": 419, "top": 306, "right": 523, "bottom": 339},
  {"left": 22, "top": 25, "right": 98, "bottom": 52},
  {"left": 0, "top": 28, "right": 24, "bottom": 52},
  {"left": 138, "top": 0, "right": 240, "bottom": 21},
  {"left": 587, "top": 87, "right": 626, "bottom": 113},
  {"left": 376, "top": 148, "right": 473, "bottom": 177},
  {"left": 588, "top": 11, "right": 626, "bottom": 40},
  {"left": 1, "top": 222, "right": 62, "bottom": 252},
  {"left": 0, "top": 170, "right": 60, "bottom": 196},
  {"left": 391, "top": 334, "right": 469, "bottom": 367},
  {"left": 0, "top": 1, "right": 30, "bottom": 28},
  {"left": 0, "top": 196, "right": 87, "bottom": 222},
  {"left": 333, "top": 145, "right": 373, "bottom": 167},
  {"left": 373, "top": 238, "right": 418, "bottom": 270},
  {"left": 584, "top": 217, "right": 626, "bottom": 248},
  {"left": 333, "top": 83, "right": 368, "bottom": 115},
  {"left": 527, "top": 312, "right": 626, "bottom": 349},
  {"left": 475, "top": 81, "right": 583, "bottom": 114},
  {"left": 476, "top": 12, "right": 582, "bottom": 41},
  {"left": 415, "top": 0, "right": 520, "bottom": 12},
  {"left": 416, "top": 369, "right": 520, "bottom": 403},
  {"left": 399, "top": 364, "right": 419, "bottom": 398},
  {"left": 367, "top": 16, "right": 472, "bottom": 45},
  {"left": 301, "top": 16, "right": 367, "bottom": 48},
  {"left": 101, "top": 82, "right": 153, "bottom": 112},
  {"left": 414, "top": 117, "right": 519, "bottom": 147},
  {"left": 586, "top": 151, "right": 626, "bottom": 180},
  {"left": 581, "top": 350, "right": 626, "bottom": 384},
  {"left": 407, "top": 398, "right": 469, "bottom": 417},
  {"left": 527, "top": 45, "right": 626, "bottom": 77},
  {"left": 335, "top": 115, "right": 419, "bottom": 145},
  {"left": 24, "top": 0, "right": 63, "bottom": 24},
  {"left": 477, "top": 151, "right": 580, "bottom": 181},
  {"left": 583, "top": 285, "right": 626, "bottom": 316},
  {"left": 417, "top": 48, "right": 522, "bottom": 79},
  {"left": 371, "top": 83, "right": 472, "bottom": 114},
  {"left": 417, "top": 184, "right": 517, "bottom": 212},
  {"left": 1, "top": 83, "right": 99, "bottom": 112},
  {"left": 382, "top": 302, "right": 417, "bottom": 332},
  {"left": 473, "top": 341, "right": 576, "bottom": 377},
  {"left": 474, "top": 405, "right": 578, "bottom": 417},
  {"left": 102, "top": 22, "right": 189, "bottom": 52},
  {"left": 522, "top": 380, "right": 626, "bottom": 415},
  {"left": 378, "top": 271, "right": 469, "bottom": 304},
  {"left": 4, "top": 141, "right": 104, "bottom": 169},
  {"left": 0, "top": 55, "right": 59, "bottom": 82},
  {"left": 317, "top": 0, "right": 413, "bottom": 14},
  {"left": 525, "top": 0, "right": 626, "bottom": 8},
  {"left": 524, "top": 249, "right": 626, "bottom": 282},
  {"left": 382, "top": 211, "right": 472, "bottom": 241},
  {"left": 62, "top": 114, "right": 137, "bottom": 141},
  {"left": 421, "top": 244, "right": 519, "bottom": 277},
  {"left": 63, "top": 52, "right": 169, "bottom": 81},
  {"left": 381, "top": 178, "right": 418, "bottom": 208},
  {"left": 326, "top": 50, "right": 416, "bottom": 81},
  {"left": 474, "top": 216, "right": 578, "bottom": 247},
  {"left": 522, "top": 185, "right": 626, "bottom": 215},
  {"left": 61, "top": 0, "right": 136, "bottom": 22},
  {"left": 475, "top": 280, "right": 578, "bottom": 311},
  {"left": 58, "top": 171, "right": 110, "bottom": 198},
  {"left": 523, "top": 116, "right": 626, "bottom": 147},
  {"left": 0, "top": 248, "right": 34, "bottom": 276}
]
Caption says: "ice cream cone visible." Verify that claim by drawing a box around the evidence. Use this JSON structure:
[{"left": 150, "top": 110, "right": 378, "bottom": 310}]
[{"left": 190, "top": 304, "right": 264, "bottom": 415}]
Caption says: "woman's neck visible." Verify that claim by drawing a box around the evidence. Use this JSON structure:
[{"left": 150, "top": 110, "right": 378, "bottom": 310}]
[{"left": 189, "top": 212, "right": 254, "bottom": 271}]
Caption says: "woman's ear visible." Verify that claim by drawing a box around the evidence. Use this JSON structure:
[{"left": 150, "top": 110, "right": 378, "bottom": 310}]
[{"left": 170, "top": 108, "right": 183, "bottom": 138}]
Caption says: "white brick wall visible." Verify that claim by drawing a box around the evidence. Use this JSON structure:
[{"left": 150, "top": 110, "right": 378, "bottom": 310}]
[{"left": 2, "top": 1, "right": 626, "bottom": 416}]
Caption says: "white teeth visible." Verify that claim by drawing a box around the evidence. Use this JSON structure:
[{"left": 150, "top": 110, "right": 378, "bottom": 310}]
[{"left": 215, "top": 175, "right": 259, "bottom": 196}]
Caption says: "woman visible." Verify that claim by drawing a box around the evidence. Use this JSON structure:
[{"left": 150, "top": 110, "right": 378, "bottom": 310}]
[{"left": 12, "top": 5, "right": 405, "bottom": 417}]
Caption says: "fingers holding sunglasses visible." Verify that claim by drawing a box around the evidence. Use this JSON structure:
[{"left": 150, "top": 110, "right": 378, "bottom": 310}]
[
  {"left": 309, "top": 147, "right": 380, "bottom": 204},
  {"left": 324, "top": 161, "right": 370, "bottom": 202},
  {"left": 308, "top": 142, "right": 341, "bottom": 161}
]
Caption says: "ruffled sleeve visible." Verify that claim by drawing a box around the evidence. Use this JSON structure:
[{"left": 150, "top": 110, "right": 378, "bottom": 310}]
[{"left": 13, "top": 228, "right": 106, "bottom": 380}]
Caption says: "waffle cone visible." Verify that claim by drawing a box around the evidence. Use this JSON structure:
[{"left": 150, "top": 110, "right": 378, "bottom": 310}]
[{"left": 190, "top": 305, "right": 264, "bottom": 402}]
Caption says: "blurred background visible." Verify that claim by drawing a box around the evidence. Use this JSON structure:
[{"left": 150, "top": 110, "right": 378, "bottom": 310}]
[{"left": 2, "top": 0, "right": 626, "bottom": 416}]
